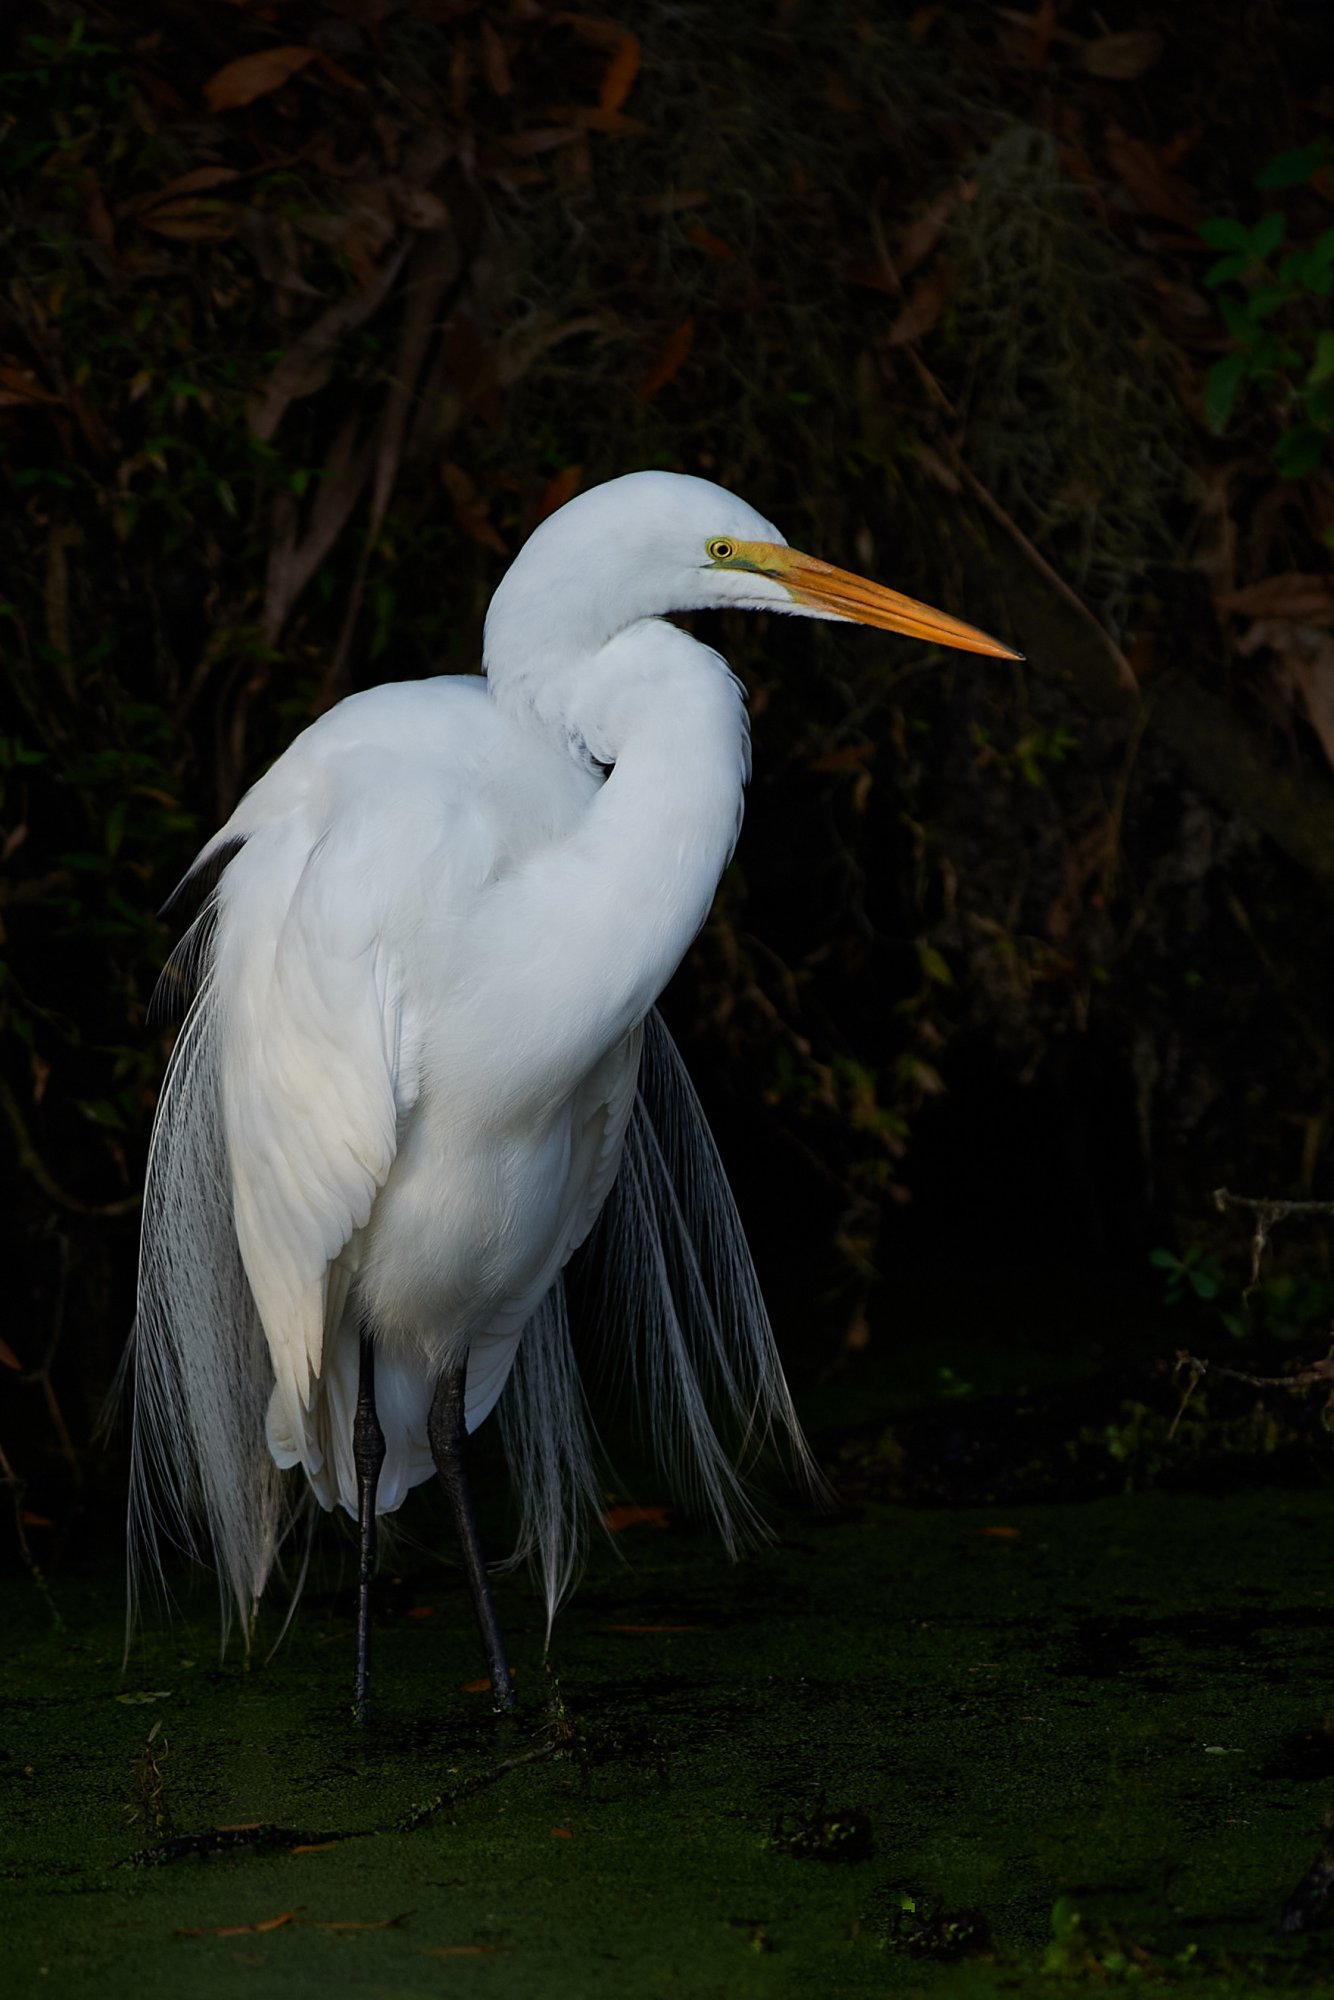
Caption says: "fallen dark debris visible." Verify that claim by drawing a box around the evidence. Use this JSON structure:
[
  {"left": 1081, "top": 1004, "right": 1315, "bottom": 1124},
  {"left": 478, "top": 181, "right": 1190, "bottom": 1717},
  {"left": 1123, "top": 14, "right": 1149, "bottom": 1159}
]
[
  {"left": 727, "top": 1916, "right": 774, "bottom": 1954},
  {"left": 831, "top": 1356, "right": 1334, "bottom": 1511},
  {"left": 771, "top": 1799, "right": 872, "bottom": 1865},
  {"left": 122, "top": 1738, "right": 558, "bottom": 1865},
  {"left": 873, "top": 1887, "right": 993, "bottom": 1962},
  {"left": 125, "top": 1820, "right": 367, "bottom": 1870}
]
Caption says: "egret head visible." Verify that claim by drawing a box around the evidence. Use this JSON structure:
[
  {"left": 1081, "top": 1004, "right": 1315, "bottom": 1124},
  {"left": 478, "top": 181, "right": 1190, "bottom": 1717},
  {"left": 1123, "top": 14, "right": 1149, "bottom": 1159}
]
[{"left": 483, "top": 470, "right": 1018, "bottom": 707}]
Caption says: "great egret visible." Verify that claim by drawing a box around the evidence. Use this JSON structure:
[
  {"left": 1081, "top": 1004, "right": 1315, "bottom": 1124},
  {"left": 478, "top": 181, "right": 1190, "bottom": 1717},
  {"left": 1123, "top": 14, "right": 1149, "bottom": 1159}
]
[{"left": 129, "top": 470, "right": 1016, "bottom": 1719}]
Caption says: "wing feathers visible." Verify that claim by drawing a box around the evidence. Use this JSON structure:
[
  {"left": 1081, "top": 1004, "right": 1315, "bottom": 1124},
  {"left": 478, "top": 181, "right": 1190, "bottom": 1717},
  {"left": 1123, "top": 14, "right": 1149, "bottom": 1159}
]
[{"left": 215, "top": 815, "right": 419, "bottom": 1471}]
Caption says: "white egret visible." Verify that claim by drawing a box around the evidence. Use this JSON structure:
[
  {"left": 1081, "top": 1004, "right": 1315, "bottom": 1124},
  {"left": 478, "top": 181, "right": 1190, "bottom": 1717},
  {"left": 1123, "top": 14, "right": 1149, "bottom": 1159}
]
[{"left": 128, "top": 470, "right": 1017, "bottom": 1719}]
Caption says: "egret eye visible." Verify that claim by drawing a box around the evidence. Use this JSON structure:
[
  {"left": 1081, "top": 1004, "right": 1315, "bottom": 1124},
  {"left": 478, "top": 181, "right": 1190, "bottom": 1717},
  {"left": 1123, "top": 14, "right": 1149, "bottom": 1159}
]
[{"left": 707, "top": 538, "right": 735, "bottom": 563}]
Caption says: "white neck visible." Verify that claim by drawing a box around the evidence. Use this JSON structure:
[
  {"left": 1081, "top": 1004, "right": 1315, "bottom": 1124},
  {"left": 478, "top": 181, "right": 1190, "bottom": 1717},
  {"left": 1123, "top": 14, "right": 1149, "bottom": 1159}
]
[{"left": 473, "top": 621, "right": 749, "bottom": 1102}]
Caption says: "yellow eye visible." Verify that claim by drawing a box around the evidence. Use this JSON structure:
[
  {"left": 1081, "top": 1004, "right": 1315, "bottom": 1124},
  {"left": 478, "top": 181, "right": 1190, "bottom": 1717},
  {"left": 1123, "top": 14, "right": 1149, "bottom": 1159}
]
[{"left": 707, "top": 538, "right": 735, "bottom": 562}]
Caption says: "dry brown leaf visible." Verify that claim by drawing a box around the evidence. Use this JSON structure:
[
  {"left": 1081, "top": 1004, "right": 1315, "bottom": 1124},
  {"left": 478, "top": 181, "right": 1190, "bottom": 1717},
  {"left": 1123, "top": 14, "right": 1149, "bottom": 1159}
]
[
  {"left": 178, "top": 1910, "right": 301, "bottom": 1939},
  {"left": 600, "top": 1503, "right": 670, "bottom": 1531},
  {"left": 69, "top": 387, "right": 109, "bottom": 460},
  {"left": 1104, "top": 124, "right": 1199, "bottom": 228},
  {"left": 913, "top": 443, "right": 963, "bottom": 495},
  {"left": 1250, "top": 621, "right": 1334, "bottom": 770},
  {"left": 499, "top": 314, "right": 612, "bottom": 391},
  {"left": 558, "top": 105, "right": 649, "bottom": 137},
  {"left": 0, "top": 1338, "right": 23, "bottom": 1371},
  {"left": 639, "top": 318, "right": 694, "bottom": 400},
  {"left": 203, "top": 46, "right": 316, "bottom": 114},
  {"left": 119, "top": 167, "right": 242, "bottom": 218},
  {"left": 262, "top": 415, "right": 375, "bottom": 642},
  {"left": 990, "top": 5, "right": 1081, "bottom": 54},
  {"left": 480, "top": 19, "right": 513, "bottom": 96},
  {"left": 388, "top": 182, "right": 451, "bottom": 231},
  {"left": 248, "top": 240, "right": 411, "bottom": 442},
  {"left": 1219, "top": 574, "right": 1334, "bottom": 624},
  {"left": 0, "top": 364, "right": 62, "bottom": 405},
  {"left": 440, "top": 315, "right": 503, "bottom": 428},
  {"left": 459, "top": 1665, "right": 518, "bottom": 1691},
  {"left": 424, "top": 1945, "right": 516, "bottom": 1957},
  {"left": 81, "top": 172, "right": 114, "bottom": 249},
  {"left": 551, "top": 11, "right": 628, "bottom": 47},
  {"left": 686, "top": 224, "right": 733, "bottom": 261},
  {"left": 535, "top": 465, "right": 583, "bottom": 522},
  {"left": 844, "top": 259, "right": 899, "bottom": 295},
  {"left": 1026, "top": 0, "right": 1059, "bottom": 67},
  {"left": 137, "top": 199, "right": 236, "bottom": 242},
  {"left": 315, "top": 1913, "right": 412, "bottom": 1932},
  {"left": 898, "top": 182, "right": 972, "bottom": 277},
  {"left": 1082, "top": 30, "right": 1163, "bottom": 79},
  {"left": 1291, "top": 645, "right": 1334, "bottom": 771},
  {"left": 442, "top": 463, "right": 509, "bottom": 554},
  {"left": 504, "top": 126, "right": 585, "bottom": 158},
  {"left": 809, "top": 741, "right": 876, "bottom": 773},
  {"left": 599, "top": 32, "right": 642, "bottom": 114},
  {"left": 887, "top": 269, "right": 950, "bottom": 347},
  {"left": 638, "top": 188, "right": 709, "bottom": 214},
  {"left": 309, "top": 50, "right": 365, "bottom": 94}
]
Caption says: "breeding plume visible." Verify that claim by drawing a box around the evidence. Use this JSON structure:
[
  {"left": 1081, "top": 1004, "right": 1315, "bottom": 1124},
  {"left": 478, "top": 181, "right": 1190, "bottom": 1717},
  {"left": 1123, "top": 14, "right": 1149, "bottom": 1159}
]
[{"left": 129, "top": 470, "right": 1017, "bottom": 1717}]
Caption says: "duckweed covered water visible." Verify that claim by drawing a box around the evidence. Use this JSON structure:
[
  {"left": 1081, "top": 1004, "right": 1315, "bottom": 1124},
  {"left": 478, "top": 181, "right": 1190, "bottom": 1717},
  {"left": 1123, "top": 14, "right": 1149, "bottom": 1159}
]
[{"left": 6, "top": 1471, "right": 1334, "bottom": 1998}]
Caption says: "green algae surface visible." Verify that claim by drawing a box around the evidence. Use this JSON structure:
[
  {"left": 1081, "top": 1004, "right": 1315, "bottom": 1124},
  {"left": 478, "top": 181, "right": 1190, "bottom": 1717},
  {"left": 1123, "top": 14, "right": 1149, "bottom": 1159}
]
[{"left": 6, "top": 1476, "right": 1334, "bottom": 1998}]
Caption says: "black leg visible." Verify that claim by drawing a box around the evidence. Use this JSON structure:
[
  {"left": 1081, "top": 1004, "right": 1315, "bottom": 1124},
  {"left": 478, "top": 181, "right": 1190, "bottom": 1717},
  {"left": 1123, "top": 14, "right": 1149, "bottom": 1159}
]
[
  {"left": 353, "top": 1331, "right": 386, "bottom": 1725},
  {"left": 428, "top": 1354, "right": 515, "bottom": 1711}
]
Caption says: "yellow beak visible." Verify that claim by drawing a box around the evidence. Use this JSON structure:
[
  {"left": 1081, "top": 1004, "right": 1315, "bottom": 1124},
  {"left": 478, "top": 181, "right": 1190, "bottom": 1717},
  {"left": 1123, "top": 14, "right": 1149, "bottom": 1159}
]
[{"left": 752, "top": 543, "right": 1021, "bottom": 661}]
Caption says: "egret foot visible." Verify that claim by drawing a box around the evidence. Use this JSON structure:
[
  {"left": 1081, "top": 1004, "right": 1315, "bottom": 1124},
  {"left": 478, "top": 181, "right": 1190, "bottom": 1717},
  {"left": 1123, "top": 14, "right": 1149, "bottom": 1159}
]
[
  {"left": 429, "top": 1356, "right": 516, "bottom": 1712},
  {"left": 352, "top": 1332, "right": 387, "bottom": 1725}
]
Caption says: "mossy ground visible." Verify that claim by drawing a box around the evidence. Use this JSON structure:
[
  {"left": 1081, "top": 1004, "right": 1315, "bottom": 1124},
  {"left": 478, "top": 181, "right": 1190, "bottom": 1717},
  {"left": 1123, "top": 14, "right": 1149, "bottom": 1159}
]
[{"left": 6, "top": 1342, "right": 1334, "bottom": 2000}]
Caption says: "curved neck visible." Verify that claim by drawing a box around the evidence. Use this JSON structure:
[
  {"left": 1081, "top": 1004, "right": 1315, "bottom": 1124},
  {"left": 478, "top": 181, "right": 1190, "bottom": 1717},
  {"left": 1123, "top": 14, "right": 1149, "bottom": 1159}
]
[{"left": 473, "top": 624, "right": 749, "bottom": 1103}]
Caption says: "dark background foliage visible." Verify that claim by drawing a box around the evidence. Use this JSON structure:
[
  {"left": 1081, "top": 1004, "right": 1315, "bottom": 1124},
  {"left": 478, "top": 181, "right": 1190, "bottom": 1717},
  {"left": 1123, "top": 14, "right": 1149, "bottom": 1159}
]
[{"left": 3, "top": 0, "right": 1334, "bottom": 1569}]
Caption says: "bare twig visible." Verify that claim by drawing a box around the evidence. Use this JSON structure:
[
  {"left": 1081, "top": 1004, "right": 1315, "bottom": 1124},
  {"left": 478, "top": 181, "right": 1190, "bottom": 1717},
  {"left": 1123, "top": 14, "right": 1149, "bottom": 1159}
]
[
  {"left": 0, "top": 1076, "right": 139, "bottom": 1217},
  {"left": 124, "top": 1736, "right": 558, "bottom": 1865},
  {"left": 0, "top": 1436, "right": 63, "bottom": 1628},
  {"left": 900, "top": 344, "right": 1139, "bottom": 693},
  {"left": 1169, "top": 1345, "right": 1334, "bottom": 1441},
  {"left": 1213, "top": 1186, "right": 1334, "bottom": 1288}
]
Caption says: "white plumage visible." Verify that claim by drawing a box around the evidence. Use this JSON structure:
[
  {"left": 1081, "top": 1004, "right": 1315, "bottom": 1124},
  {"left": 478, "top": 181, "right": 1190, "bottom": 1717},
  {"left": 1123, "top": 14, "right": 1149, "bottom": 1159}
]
[{"left": 128, "top": 470, "right": 1014, "bottom": 1694}]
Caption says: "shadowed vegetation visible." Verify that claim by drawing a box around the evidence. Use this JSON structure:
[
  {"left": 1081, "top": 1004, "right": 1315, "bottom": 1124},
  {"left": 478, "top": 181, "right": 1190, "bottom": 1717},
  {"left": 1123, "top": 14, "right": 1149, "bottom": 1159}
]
[{"left": 3, "top": 2, "right": 1334, "bottom": 1849}]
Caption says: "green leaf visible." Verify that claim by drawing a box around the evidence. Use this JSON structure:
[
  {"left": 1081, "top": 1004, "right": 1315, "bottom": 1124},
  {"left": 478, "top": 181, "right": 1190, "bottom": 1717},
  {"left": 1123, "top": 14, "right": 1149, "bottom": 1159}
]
[
  {"left": 1190, "top": 1271, "right": 1219, "bottom": 1301},
  {"left": 1218, "top": 292, "right": 1258, "bottom": 342},
  {"left": 917, "top": 943, "right": 954, "bottom": 987},
  {"left": 1148, "top": 1248, "right": 1181, "bottom": 1271},
  {"left": 1247, "top": 282, "right": 1294, "bottom": 319},
  {"left": 1274, "top": 425, "right": 1324, "bottom": 478},
  {"left": 1309, "top": 331, "right": 1334, "bottom": 388},
  {"left": 1308, "top": 379, "right": 1334, "bottom": 428},
  {"left": 1200, "top": 216, "right": 1251, "bottom": 252},
  {"left": 1249, "top": 212, "right": 1285, "bottom": 260},
  {"left": 1257, "top": 141, "right": 1329, "bottom": 189},
  {"left": 1204, "top": 253, "right": 1251, "bottom": 289},
  {"left": 1205, "top": 351, "right": 1249, "bottom": 432}
]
